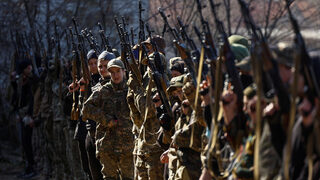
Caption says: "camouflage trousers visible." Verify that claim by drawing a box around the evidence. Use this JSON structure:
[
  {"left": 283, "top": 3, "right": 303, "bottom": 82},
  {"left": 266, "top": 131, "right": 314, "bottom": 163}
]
[
  {"left": 97, "top": 151, "right": 134, "bottom": 180},
  {"left": 133, "top": 139, "right": 142, "bottom": 180},
  {"left": 136, "top": 149, "right": 164, "bottom": 180},
  {"left": 173, "top": 149, "right": 202, "bottom": 180}
]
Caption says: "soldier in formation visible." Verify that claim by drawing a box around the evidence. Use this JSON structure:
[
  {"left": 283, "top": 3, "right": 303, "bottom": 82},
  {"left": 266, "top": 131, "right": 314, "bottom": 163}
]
[{"left": 8, "top": 2, "right": 320, "bottom": 180}]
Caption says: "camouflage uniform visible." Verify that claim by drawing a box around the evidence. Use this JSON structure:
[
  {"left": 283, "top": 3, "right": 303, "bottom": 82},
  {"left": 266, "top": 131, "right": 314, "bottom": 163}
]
[
  {"left": 127, "top": 89, "right": 145, "bottom": 180},
  {"left": 127, "top": 71, "right": 164, "bottom": 180},
  {"left": 85, "top": 77, "right": 108, "bottom": 180},
  {"left": 83, "top": 80, "right": 134, "bottom": 179},
  {"left": 166, "top": 81, "right": 205, "bottom": 180}
]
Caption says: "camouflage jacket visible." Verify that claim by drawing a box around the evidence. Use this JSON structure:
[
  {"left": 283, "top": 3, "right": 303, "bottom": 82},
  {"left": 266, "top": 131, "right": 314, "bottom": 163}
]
[
  {"left": 173, "top": 109, "right": 205, "bottom": 150},
  {"left": 86, "top": 77, "right": 110, "bottom": 133},
  {"left": 127, "top": 71, "right": 163, "bottom": 153},
  {"left": 82, "top": 80, "right": 134, "bottom": 154}
]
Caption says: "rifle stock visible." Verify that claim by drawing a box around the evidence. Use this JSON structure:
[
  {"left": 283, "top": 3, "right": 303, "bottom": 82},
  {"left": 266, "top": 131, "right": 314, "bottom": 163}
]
[
  {"left": 72, "top": 17, "right": 91, "bottom": 101},
  {"left": 284, "top": 1, "right": 320, "bottom": 179},
  {"left": 114, "top": 17, "right": 142, "bottom": 84},
  {"left": 206, "top": 0, "right": 245, "bottom": 177},
  {"left": 98, "top": 22, "right": 113, "bottom": 52},
  {"left": 69, "top": 27, "right": 80, "bottom": 121},
  {"left": 158, "top": 8, "right": 181, "bottom": 42},
  {"left": 141, "top": 44, "right": 173, "bottom": 120},
  {"left": 138, "top": 0, "right": 145, "bottom": 43},
  {"left": 174, "top": 41, "right": 197, "bottom": 86}
]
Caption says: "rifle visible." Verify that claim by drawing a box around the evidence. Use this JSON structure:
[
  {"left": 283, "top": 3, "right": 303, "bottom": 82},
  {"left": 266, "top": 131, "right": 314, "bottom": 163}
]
[
  {"left": 130, "top": 27, "right": 135, "bottom": 47},
  {"left": 177, "top": 17, "right": 198, "bottom": 52},
  {"left": 7, "top": 31, "right": 18, "bottom": 102},
  {"left": 122, "top": 16, "right": 127, "bottom": 33},
  {"left": 137, "top": 1, "right": 147, "bottom": 78},
  {"left": 237, "top": 0, "right": 292, "bottom": 178},
  {"left": 81, "top": 28, "right": 99, "bottom": 52},
  {"left": 195, "top": 0, "right": 218, "bottom": 59},
  {"left": 176, "top": 17, "right": 207, "bottom": 110},
  {"left": 209, "top": 0, "right": 243, "bottom": 106},
  {"left": 158, "top": 7, "right": 181, "bottom": 42},
  {"left": 114, "top": 16, "right": 142, "bottom": 84},
  {"left": 174, "top": 42, "right": 198, "bottom": 88},
  {"left": 98, "top": 22, "right": 113, "bottom": 52},
  {"left": 207, "top": 0, "right": 245, "bottom": 177},
  {"left": 158, "top": 8, "right": 197, "bottom": 86},
  {"left": 88, "top": 30, "right": 99, "bottom": 51},
  {"left": 19, "top": 32, "right": 27, "bottom": 58},
  {"left": 138, "top": 0, "right": 145, "bottom": 43},
  {"left": 286, "top": 1, "right": 319, "bottom": 98},
  {"left": 176, "top": 17, "right": 206, "bottom": 76},
  {"left": 69, "top": 27, "right": 81, "bottom": 121},
  {"left": 72, "top": 17, "right": 91, "bottom": 101},
  {"left": 145, "top": 24, "right": 169, "bottom": 85},
  {"left": 237, "top": 0, "right": 286, "bottom": 100},
  {"left": 283, "top": 1, "right": 320, "bottom": 179},
  {"left": 141, "top": 44, "right": 173, "bottom": 119}
]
